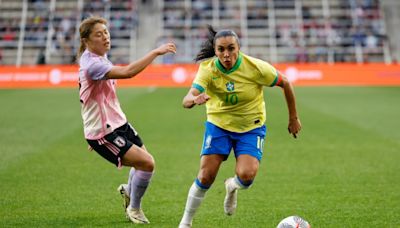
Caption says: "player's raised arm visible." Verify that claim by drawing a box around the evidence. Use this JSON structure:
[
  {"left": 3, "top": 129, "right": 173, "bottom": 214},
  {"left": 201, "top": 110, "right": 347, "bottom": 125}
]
[{"left": 106, "top": 43, "right": 176, "bottom": 79}]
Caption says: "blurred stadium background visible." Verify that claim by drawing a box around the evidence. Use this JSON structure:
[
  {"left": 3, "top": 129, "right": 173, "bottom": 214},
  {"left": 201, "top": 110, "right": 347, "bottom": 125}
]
[{"left": 1, "top": 0, "right": 400, "bottom": 66}]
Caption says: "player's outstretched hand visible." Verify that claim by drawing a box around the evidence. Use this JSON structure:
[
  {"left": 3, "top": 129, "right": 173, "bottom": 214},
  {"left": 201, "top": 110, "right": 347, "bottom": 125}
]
[
  {"left": 194, "top": 93, "right": 210, "bottom": 105},
  {"left": 155, "top": 42, "right": 176, "bottom": 55},
  {"left": 288, "top": 117, "right": 301, "bottom": 138}
]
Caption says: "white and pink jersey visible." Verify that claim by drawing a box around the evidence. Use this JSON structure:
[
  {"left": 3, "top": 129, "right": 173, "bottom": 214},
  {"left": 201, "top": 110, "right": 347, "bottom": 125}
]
[{"left": 78, "top": 49, "right": 127, "bottom": 140}]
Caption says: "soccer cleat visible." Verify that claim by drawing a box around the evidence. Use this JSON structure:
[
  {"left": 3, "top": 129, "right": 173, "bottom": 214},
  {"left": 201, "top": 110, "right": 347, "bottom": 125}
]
[
  {"left": 223, "top": 178, "right": 238, "bottom": 216},
  {"left": 117, "top": 184, "right": 130, "bottom": 210},
  {"left": 126, "top": 206, "right": 150, "bottom": 224},
  {"left": 178, "top": 223, "right": 192, "bottom": 228}
]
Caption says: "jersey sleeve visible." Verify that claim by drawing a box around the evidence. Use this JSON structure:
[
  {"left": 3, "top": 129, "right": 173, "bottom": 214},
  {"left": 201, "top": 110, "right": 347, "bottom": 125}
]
[
  {"left": 192, "top": 63, "right": 211, "bottom": 93},
  {"left": 256, "top": 60, "right": 281, "bottom": 87},
  {"left": 86, "top": 58, "right": 113, "bottom": 81}
]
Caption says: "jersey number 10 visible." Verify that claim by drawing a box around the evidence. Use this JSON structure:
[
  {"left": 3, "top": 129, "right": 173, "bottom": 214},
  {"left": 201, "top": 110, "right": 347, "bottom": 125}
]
[{"left": 225, "top": 93, "right": 239, "bottom": 105}]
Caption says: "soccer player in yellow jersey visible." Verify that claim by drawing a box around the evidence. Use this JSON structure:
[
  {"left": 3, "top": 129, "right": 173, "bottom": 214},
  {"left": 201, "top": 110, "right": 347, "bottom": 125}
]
[{"left": 178, "top": 26, "right": 301, "bottom": 228}]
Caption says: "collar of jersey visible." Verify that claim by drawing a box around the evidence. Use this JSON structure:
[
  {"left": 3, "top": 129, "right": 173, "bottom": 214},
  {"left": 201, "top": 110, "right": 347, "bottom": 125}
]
[{"left": 215, "top": 52, "right": 243, "bottom": 74}]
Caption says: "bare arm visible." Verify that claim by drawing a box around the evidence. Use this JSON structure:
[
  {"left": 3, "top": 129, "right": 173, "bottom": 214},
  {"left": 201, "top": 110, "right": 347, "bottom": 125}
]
[
  {"left": 182, "top": 87, "right": 210, "bottom": 109},
  {"left": 277, "top": 72, "right": 301, "bottom": 138},
  {"left": 105, "top": 42, "right": 176, "bottom": 79}
]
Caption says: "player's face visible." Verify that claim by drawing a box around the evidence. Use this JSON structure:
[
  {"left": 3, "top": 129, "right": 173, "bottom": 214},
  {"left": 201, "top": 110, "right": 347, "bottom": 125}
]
[
  {"left": 214, "top": 36, "right": 239, "bottom": 70},
  {"left": 85, "top": 23, "right": 111, "bottom": 56}
]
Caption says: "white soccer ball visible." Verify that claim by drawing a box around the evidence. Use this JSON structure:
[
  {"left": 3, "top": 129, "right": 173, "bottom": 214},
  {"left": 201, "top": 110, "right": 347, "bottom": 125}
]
[{"left": 277, "top": 215, "right": 311, "bottom": 228}]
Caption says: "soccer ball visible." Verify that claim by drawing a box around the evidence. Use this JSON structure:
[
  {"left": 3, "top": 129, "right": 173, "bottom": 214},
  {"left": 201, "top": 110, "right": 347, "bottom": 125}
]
[{"left": 277, "top": 215, "right": 311, "bottom": 228}]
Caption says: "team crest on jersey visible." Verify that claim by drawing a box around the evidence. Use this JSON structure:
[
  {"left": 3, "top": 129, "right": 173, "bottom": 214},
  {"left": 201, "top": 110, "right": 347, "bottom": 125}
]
[
  {"left": 113, "top": 136, "right": 126, "bottom": 147},
  {"left": 226, "top": 81, "right": 235, "bottom": 92}
]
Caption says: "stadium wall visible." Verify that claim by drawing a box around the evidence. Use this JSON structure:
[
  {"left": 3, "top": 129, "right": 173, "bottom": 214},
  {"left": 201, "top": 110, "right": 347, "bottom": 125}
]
[{"left": 1, "top": 64, "right": 400, "bottom": 88}]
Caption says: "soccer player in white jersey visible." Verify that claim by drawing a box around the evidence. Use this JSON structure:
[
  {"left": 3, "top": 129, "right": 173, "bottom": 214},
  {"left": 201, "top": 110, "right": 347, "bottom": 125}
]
[
  {"left": 77, "top": 16, "right": 176, "bottom": 224},
  {"left": 178, "top": 25, "right": 301, "bottom": 227}
]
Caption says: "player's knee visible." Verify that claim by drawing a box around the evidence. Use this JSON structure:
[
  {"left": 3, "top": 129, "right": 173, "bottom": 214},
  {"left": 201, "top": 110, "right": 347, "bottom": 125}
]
[
  {"left": 143, "top": 155, "right": 155, "bottom": 172},
  {"left": 236, "top": 170, "right": 256, "bottom": 184},
  {"left": 198, "top": 171, "right": 217, "bottom": 186},
  {"left": 197, "top": 176, "right": 213, "bottom": 187},
  {"left": 134, "top": 153, "right": 155, "bottom": 172}
]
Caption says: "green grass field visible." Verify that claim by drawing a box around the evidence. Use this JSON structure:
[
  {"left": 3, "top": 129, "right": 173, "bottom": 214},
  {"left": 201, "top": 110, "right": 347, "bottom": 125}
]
[{"left": 0, "top": 87, "right": 399, "bottom": 227}]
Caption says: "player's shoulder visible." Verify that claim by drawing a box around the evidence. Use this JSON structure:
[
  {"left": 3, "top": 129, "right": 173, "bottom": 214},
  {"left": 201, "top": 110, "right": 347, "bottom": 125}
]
[
  {"left": 241, "top": 52, "right": 268, "bottom": 65},
  {"left": 199, "top": 57, "right": 215, "bottom": 68},
  {"left": 81, "top": 50, "right": 98, "bottom": 60},
  {"left": 241, "top": 52, "right": 275, "bottom": 72},
  {"left": 80, "top": 50, "right": 105, "bottom": 66},
  {"left": 198, "top": 57, "right": 217, "bottom": 73}
]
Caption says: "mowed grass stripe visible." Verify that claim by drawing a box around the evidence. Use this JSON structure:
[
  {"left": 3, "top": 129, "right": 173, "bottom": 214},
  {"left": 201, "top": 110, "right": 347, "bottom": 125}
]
[
  {"left": 0, "top": 87, "right": 399, "bottom": 227},
  {"left": 0, "top": 89, "right": 81, "bottom": 169}
]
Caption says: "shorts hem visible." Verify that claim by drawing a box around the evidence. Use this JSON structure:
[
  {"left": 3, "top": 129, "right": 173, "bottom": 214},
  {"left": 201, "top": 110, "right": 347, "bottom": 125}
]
[{"left": 235, "top": 152, "right": 262, "bottom": 161}]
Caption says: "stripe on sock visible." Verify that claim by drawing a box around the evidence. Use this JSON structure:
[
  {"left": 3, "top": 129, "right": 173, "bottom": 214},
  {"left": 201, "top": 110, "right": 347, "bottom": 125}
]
[
  {"left": 195, "top": 178, "right": 211, "bottom": 190},
  {"left": 235, "top": 176, "right": 253, "bottom": 188}
]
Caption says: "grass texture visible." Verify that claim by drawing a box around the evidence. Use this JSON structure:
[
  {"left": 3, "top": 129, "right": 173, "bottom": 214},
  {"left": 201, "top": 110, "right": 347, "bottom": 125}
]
[{"left": 0, "top": 87, "right": 399, "bottom": 227}]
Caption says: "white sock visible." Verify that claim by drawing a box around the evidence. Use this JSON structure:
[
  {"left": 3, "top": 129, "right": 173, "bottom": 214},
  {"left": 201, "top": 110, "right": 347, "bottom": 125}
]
[
  {"left": 179, "top": 182, "right": 208, "bottom": 225},
  {"left": 129, "top": 170, "right": 153, "bottom": 209},
  {"left": 226, "top": 176, "right": 247, "bottom": 192},
  {"left": 126, "top": 168, "right": 135, "bottom": 194}
]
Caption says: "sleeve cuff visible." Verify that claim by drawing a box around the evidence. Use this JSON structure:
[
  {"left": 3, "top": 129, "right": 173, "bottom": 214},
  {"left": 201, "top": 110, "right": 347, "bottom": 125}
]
[
  {"left": 192, "top": 83, "right": 205, "bottom": 93},
  {"left": 270, "top": 71, "right": 282, "bottom": 87}
]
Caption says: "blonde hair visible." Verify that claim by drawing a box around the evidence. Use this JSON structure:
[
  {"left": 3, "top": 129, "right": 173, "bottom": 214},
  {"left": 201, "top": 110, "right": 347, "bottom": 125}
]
[{"left": 76, "top": 16, "right": 108, "bottom": 62}]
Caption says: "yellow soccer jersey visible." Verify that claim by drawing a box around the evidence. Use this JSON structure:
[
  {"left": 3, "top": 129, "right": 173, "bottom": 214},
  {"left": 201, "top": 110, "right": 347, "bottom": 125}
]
[{"left": 192, "top": 52, "right": 281, "bottom": 133}]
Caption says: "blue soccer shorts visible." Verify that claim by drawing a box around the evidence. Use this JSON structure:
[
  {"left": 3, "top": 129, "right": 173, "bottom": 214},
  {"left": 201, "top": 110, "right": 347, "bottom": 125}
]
[{"left": 200, "top": 121, "right": 267, "bottom": 161}]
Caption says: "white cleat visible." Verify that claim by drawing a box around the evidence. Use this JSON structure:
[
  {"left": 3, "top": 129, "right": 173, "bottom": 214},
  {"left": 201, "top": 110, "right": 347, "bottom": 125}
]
[
  {"left": 126, "top": 206, "right": 150, "bottom": 224},
  {"left": 117, "top": 184, "right": 130, "bottom": 211},
  {"left": 224, "top": 178, "right": 238, "bottom": 216},
  {"left": 178, "top": 223, "right": 192, "bottom": 228}
]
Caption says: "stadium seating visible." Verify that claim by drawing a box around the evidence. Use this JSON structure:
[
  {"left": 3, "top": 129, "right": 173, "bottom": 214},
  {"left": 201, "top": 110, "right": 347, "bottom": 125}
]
[
  {"left": 161, "top": 0, "right": 388, "bottom": 63},
  {"left": 0, "top": 0, "right": 390, "bottom": 65},
  {"left": 0, "top": 0, "right": 138, "bottom": 65}
]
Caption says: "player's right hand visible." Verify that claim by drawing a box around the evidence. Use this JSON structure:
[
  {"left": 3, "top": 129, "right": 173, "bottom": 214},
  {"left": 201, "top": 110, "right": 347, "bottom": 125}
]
[
  {"left": 155, "top": 42, "right": 176, "bottom": 55},
  {"left": 194, "top": 93, "right": 210, "bottom": 105}
]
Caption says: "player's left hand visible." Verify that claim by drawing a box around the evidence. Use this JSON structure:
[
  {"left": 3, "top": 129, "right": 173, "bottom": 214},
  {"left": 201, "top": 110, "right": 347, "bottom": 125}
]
[{"left": 288, "top": 117, "right": 301, "bottom": 138}]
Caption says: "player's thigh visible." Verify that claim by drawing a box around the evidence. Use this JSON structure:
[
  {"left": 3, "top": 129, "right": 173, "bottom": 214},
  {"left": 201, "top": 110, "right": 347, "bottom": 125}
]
[
  {"left": 197, "top": 154, "right": 225, "bottom": 185},
  {"left": 121, "top": 144, "right": 154, "bottom": 171},
  {"left": 116, "top": 122, "right": 154, "bottom": 170}
]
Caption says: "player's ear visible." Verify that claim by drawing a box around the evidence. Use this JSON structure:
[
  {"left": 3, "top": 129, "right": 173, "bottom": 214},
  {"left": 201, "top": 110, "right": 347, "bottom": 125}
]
[{"left": 82, "top": 38, "right": 88, "bottom": 45}]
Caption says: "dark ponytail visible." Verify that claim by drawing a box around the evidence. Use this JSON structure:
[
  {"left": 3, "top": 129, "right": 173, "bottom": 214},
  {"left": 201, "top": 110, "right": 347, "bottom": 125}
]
[{"left": 194, "top": 25, "right": 217, "bottom": 62}]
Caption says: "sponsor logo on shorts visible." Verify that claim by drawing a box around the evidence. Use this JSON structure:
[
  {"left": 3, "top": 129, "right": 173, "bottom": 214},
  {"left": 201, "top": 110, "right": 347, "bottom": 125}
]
[
  {"left": 205, "top": 135, "right": 212, "bottom": 149},
  {"left": 113, "top": 136, "right": 126, "bottom": 147}
]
